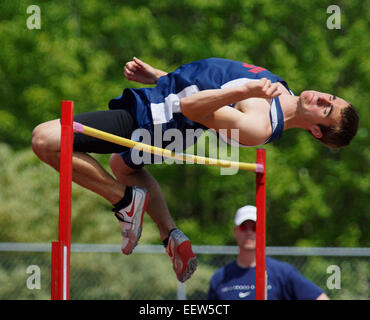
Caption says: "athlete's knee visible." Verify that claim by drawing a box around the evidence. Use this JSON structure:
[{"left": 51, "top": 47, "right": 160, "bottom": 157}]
[
  {"left": 110, "top": 153, "right": 127, "bottom": 174},
  {"left": 32, "top": 124, "right": 47, "bottom": 156},
  {"left": 110, "top": 153, "right": 138, "bottom": 177},
  {"left": 32, "top": 120, "right": 60, "bottom": 159}
]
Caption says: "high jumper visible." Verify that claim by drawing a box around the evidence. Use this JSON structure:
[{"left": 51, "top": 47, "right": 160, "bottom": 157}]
[{"left": 32, "top": 57, "right": 359, "bottom": 282}]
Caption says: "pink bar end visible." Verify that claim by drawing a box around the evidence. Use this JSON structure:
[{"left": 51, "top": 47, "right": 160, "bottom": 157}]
[
  {"left": 255, "top": 164, "right": 264, "bottom": 173},
  {"left": 73, "top": 122, "right": 84, "bottom": 133}
]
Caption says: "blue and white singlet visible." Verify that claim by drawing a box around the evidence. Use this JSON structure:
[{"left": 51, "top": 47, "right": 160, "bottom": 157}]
[{"left": 109, "top": 58, "right": 294, "bottom": 166}]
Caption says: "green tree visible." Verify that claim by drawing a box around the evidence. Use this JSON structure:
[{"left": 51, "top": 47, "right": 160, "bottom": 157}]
[{"left": 0, "top": 0, "right": 368, "bottom": 249}]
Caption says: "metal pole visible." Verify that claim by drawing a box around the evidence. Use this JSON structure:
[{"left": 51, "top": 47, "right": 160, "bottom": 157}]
[
  {"left": 255, "top": 148, "right": 266, "bottom": 300},
  {"left": 51, "top": 101, "right": 73, "bottom": 300}
]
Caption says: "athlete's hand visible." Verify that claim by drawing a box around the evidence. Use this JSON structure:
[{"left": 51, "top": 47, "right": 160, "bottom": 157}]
[
  {"left": 244, "top": 78, "right": 283, "bottom": 99},
  {"left": 124, "top": 57, "right": 158, "bottom": 85}
]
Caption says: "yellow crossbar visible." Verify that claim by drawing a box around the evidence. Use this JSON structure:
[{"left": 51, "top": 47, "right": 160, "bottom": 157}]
[{"left": 73, "top": 122, "right": 264, "bottom": 172}]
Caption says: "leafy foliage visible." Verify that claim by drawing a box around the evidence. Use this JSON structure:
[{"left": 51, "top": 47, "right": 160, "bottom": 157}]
[{"left": 0, "top": 0, "right": 369, "bottom": 251}]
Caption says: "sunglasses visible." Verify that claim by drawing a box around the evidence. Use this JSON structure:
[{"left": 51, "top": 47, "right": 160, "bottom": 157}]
[{"left": 238, "top": 222, "right": 256, "bottom": 232}]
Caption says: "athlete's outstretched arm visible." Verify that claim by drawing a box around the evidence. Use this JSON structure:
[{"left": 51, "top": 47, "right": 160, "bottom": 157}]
[{"left": 124, "top": 57, "right": 168, "bottom": 85}]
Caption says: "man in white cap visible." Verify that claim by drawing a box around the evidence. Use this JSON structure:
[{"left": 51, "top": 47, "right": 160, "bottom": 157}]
[{"left": 207, "top": 205, "right": 329, "bottom": 300}]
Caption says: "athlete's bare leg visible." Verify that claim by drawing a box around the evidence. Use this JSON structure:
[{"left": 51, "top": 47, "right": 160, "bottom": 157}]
[
  {"left": 32, "top": 119, "right": 126, "bottom": 205},
  {"left": 109, "top": 153, "right": 176, "bottom": 241}
]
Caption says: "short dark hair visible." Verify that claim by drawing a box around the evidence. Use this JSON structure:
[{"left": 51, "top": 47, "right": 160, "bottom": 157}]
[{"left": 316, "top": 104, "right": 359, "bottom": 148}]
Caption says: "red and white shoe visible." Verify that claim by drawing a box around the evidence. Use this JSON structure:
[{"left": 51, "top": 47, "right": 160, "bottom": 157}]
[
  {"left": 166, "top": 229, "right": 198, "bottom": 282},
  {"left": 114, "top": 186, "right": 149, "bottom": 255}
]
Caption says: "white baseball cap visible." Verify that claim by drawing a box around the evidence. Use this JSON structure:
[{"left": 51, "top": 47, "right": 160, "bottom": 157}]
[{"left": 234, "top": 205, "right": 257, "bottom": 226}]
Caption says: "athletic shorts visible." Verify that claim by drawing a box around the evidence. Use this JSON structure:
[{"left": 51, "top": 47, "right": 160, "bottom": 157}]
[{"left": 73, "top": 109, "right": 144, "bottom": 169}]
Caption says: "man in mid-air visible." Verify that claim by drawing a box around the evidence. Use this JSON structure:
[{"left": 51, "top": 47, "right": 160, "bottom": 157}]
[{"left": 32, "top": 57, "right": 359, "bottom": 282}]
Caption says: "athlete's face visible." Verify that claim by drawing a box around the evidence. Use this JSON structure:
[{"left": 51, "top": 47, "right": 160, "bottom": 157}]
[
  {"left": 298, "top": 90, "right": 349, "bottom": 138},
  {"left": 299, "top": 91, "right": 348, "bottom": 125},
  {"left": 234, "top": 220, "right": 256, "bottom": 250}
]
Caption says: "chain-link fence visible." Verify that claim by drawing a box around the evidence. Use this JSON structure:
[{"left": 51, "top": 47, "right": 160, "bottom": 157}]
[{"left": 0, "top": 243, "right": 368, "bottom": 300}]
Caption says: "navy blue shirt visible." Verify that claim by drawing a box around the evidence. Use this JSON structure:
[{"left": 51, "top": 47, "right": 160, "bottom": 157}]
[
  {"left": 208, "top": 257, "right": 324, "bottom": 300},
  {"left": 109, "top": 58, "right": 293, "bottom": 168},
  {"left": 110, "top": 58, "right": 291, "bottom": 144}
]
